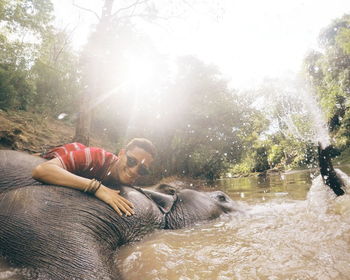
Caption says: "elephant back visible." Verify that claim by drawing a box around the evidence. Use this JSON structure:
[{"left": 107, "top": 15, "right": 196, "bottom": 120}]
[{"left": 0, "top": 150, "right": 45, "bottom": 193}]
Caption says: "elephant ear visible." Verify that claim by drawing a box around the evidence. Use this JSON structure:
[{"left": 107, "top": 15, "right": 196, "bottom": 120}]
[
  {"left": 155, "top": 184, "right": 178, "bottom": 195},
  {"left": 141, "top": 187, "right": 176, "bottom": 214}
]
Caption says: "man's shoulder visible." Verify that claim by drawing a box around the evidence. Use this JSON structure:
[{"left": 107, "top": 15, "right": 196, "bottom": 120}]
[{"left": 86, "top": 147, "right": 117, "bottom": 159}]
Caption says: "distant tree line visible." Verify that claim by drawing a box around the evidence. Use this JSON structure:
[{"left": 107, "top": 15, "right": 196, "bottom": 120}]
[
  {"left": 304, "top": 14, "right": 350, "bottom": 150},
  {"left": 229, "top": 13, "right": 350, "bottom": 175},
  {"left": 1, "top": 1, "right": 349, "bottom": 180}
]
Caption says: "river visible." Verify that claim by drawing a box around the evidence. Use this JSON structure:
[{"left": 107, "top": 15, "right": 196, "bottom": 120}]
[
  {"left": 117, "top": 165, "right": 350, "bottom": 280},
  {"left": 1, "top": 166, "right": 350, "bottom": 280}
]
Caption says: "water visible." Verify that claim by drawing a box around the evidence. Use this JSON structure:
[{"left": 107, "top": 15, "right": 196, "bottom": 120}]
[
  {"left": 1, "top": 166, "right": 350, "bottom": 280},
  {"left": 117, "top": 166, "right": 350, "bottom": 280}
]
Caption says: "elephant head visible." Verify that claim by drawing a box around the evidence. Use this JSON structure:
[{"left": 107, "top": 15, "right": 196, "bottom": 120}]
[{"left": 141, "top": 184, "right": 239, "bottom": 229}]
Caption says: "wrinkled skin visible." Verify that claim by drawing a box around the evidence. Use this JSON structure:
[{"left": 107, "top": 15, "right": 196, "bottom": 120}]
[{"left": 0, "top": 151, "right": 239, "bottom": 280}]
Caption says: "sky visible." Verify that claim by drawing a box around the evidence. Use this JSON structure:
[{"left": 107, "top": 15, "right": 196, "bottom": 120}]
[{"left": 52, "top": 0, "right": 350, "bottom": 89}]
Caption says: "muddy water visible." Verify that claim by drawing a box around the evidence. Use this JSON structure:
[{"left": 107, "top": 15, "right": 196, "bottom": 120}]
[
  {"left": 117, "top": 166, "right": 350, "bottom": 280},
  {"left": 1, "top": 166, "right": 350, "bottom": 280}
]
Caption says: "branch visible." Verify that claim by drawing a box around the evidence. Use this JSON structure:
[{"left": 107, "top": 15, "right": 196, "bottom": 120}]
[
  {"left": 112, "top": 0, "right": 149, "bottom": 18},
  {"left": 53, "top": 26, "right": 76, "bottom": 63},
  {"left": 114, "top": 12, "right": 179, "bottom": 24},
  {"left": 72, "top": 0, "right": 101, "bottom": 20},
  {"left": 36, "top": 59, "right": 66, "bottom": 74}
]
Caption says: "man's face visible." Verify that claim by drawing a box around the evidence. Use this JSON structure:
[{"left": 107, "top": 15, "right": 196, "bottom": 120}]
[{"left": 114, "top": 146, "right": 154, "bottom": 185}]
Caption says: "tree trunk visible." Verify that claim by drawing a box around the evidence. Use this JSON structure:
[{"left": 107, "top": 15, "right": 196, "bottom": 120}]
[
  {"left": 73, "top": 0, "right": 114, "bottom": 145},
  {"left": 73, "top": 94, "right": 91, "bottom": 145}
]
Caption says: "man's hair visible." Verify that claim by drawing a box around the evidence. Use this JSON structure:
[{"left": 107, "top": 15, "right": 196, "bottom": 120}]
[{"left": 126, "top": 138, "right": 156, "bottom": 158}]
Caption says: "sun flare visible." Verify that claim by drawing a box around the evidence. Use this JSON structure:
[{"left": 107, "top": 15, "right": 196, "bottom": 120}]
[{"left": 124, "top": 53, "right": 155, "bottom": 94}]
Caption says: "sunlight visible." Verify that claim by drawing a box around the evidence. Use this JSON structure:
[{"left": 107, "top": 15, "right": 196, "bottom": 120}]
[
  {"left": 124, "top": 53, "right": 155, "bottom": 95},
  {"left": 52, "top": 0, "right": 350, "bottom": 89}
]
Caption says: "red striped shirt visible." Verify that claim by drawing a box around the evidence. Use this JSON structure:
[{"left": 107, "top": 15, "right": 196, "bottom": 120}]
[{"left": 42, "top": 142, "right": 118, "bottom": 181}]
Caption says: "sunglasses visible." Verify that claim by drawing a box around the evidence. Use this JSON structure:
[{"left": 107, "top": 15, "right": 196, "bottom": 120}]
[{"left": 126, "top": 153, "right": 150, "bottom": 176}]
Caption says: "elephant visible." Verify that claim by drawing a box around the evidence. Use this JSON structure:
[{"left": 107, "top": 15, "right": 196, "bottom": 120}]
[{"left": 0, "top": 150, "right": 240, "bottom": 280}]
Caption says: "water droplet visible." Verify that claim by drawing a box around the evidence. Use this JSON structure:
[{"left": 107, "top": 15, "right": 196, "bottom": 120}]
[{"left": 57, "top": 113, "right": 67, "bottom": 120}]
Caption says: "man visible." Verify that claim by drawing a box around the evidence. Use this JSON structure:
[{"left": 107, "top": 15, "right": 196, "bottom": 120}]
[{"left": 32, "top": 138, "right": 156, "bottom": 216}]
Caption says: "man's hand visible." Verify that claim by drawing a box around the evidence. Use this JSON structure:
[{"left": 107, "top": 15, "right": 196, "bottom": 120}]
[{"left": 95, "top": 185, "right": 135, "bottom": 216}]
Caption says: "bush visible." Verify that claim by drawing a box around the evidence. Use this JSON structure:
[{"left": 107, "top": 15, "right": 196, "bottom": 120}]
[
  {"left": 268, "top": 145, "right": 284, "bottom": 167},
  {"left": 0, "top": 64, "right": 35, "bottom": 110}
]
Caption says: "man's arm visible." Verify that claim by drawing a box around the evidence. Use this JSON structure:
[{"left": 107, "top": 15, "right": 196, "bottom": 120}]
[{"left": 32, "top": 158, "right": 134, "bottom": 216}]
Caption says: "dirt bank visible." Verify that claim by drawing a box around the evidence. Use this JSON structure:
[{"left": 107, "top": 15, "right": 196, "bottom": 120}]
[{"left": 0, "top": 109, "right": 116, "bottom": 153}]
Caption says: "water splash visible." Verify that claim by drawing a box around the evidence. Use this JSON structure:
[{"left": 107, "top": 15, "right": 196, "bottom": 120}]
[
  {"left": 308, "top": 169, "right": 350, "bottom": 215},
  {"left": 298, "top": 88, "right": 330, "bottom": 148},
  {"left": 274, "top": 81, "right": 330, "bottom": 148}
]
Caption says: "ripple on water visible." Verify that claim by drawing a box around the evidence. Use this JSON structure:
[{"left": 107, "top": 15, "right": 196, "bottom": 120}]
[{"left": 117, "top": 176, "right": 350, "bottom": 280}]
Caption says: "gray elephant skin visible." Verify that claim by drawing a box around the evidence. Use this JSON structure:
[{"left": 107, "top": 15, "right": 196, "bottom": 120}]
[{"left": 0, "top": 150, "right": 239, "bottom": 280}]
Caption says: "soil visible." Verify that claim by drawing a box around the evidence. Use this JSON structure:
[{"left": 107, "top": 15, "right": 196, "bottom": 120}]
[{"left": 0, "top": 109, "right": 116, "bottom": 154}]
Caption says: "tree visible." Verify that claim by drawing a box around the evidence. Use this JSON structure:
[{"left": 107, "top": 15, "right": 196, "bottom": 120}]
[
  {"left": 141, "top": 56, "right": 266, "bottom": 180},
  {"left": 304, "top": 14, "right": 350, "bottom": 149},
  {"left": 72, "top": 0, "right": 181, "bottom": 144},
  {"left": 0, "top": 0, "right": 54, "bottom": 67},
  {"left": 0, "top": 0, "right": 55, "bottom": 110},
  {"left": 31, "top": 29, "right": 81, "bottom": 115},
  {"left": 0, "top": 63, "right": 34, "bottom": 110}
]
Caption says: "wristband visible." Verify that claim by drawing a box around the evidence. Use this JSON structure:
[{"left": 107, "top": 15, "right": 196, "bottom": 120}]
[{"left": 84, "top": 179, "right": 102, "bottom": 194}]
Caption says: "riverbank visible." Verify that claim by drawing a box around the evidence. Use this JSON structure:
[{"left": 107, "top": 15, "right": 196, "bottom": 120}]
[
  {"left": 225, "top": 150, "right": 350, "bottom": 179},
  {"left": 0, "top": 109, "right": 116, "bottom": 153}
]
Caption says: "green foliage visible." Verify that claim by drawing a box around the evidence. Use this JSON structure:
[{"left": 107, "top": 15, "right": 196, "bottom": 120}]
[
  {"left": 0, "top": 0, "right": 54, "bottom": 68},
  {"left": 0, "top": 63, "right": 34, "bottom": 110},
  {"left": 0, "top": 0, "right": 53, "bottom": 36},
  {"left": 31, "top": 30, "right": 81, "bottom": 115},
  {"left": 336, "top": 28, "right": 350, "bottom": 55},
  {"left": 232, "top": 141, "right": 270, "bottom": 174},
  {"left": 304, "top": 14, "right": 350, "bottom": 151},
  {"left": 0, "top": 1, "right": 81, "bottom": 117},
  {"left": 230, "top": 160, "right": 254, "bottom": 176},
  {"left": 250, "top": 145, "right": 269, "bottom": 172},
  {"left": 150, "top": 56, "right": 253, "bottom": 180},
  {"left": 268, "top": 144, "right": 284, "bottom": 167}
]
